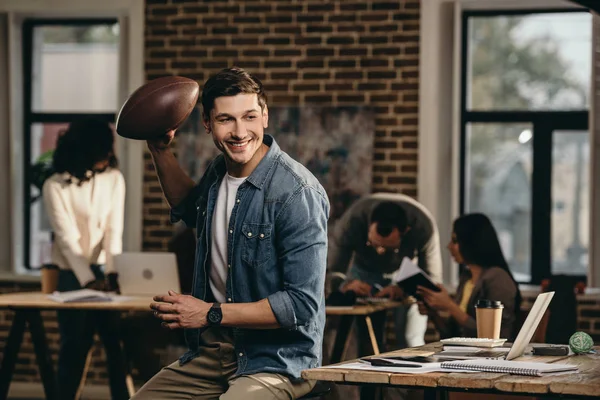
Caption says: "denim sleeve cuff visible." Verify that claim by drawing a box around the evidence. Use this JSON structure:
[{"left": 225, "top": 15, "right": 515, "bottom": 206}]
[{"left": 267, "top": 291, "right": 298, "bottom": 330}]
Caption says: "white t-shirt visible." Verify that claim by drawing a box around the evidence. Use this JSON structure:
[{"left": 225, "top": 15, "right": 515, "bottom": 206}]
[{"left": 209, "top": 174, "right": 246, "bottom": 303}]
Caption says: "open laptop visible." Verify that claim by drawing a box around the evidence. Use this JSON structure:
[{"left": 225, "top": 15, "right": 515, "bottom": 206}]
[
  {"left": 114, "top": 252, "right": 181, "bottom": 296},
  {"left": 435, "top": 291, "right": 555, "bottom": 361}
]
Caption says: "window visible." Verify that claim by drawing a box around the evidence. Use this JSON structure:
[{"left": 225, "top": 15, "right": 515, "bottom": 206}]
[
  {"left": 460, "top": 10, "right": 591, "bottom": 283},
  {"left": 24, "top": 19, "right": 119, "bottom": 269}
]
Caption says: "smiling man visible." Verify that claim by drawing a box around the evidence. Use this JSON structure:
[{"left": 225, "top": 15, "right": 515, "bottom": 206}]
[
  {"left": 328, "top": 193, "right": 442, "bottom": 353},
  {"left": 132, "top": 67, "right": 330, "bottom": 399}
]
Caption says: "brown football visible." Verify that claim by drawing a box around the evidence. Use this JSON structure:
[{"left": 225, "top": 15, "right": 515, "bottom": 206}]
[{"left": 116, "top": 76, "right": 200, "bottom": 140}]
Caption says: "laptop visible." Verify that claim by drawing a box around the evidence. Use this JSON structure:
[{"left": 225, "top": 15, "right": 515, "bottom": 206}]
[
  {"left": 114, "top": 252, "right": 181, "bottom": 296},
  {"left": 435, "top": 291, "right": 555, "bottom": 361}
]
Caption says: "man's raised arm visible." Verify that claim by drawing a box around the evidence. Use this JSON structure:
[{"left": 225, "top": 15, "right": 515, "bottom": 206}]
[{"left": 147, "top": 130, "right": 196, "bottom": 208}]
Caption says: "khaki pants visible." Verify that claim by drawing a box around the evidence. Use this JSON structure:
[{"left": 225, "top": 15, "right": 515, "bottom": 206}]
[{"left": 131, "top": 327, "right": 315, "bottom": 400}]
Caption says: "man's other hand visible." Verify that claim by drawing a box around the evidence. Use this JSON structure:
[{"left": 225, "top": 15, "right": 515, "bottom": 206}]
[
  {"left": 374, "top": 285, "right": 404, "bottom": 300},
  {"left": 341, "top": 280, "right": 372, "bottom": 297},
  {"left": 150, "top": 290, "right": 210, "bottom": 329},
  {"left": 147, "top": 129, "right": 176, "bottom": 152}
]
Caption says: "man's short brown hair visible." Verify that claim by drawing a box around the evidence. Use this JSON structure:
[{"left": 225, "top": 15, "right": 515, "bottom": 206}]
[{"left": 201, "top": 67, "right": 267, "bottom": 122}]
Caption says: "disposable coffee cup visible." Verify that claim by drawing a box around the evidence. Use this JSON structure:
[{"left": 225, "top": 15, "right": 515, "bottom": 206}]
[
  {"left": 41, "top": 264, "right": 59, "bottom": 294},
  {"left": 475, "top": 299, "right": 503, "bottom": 339}
]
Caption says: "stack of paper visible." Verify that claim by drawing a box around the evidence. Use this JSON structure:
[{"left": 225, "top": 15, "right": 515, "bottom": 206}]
[{"left": 48, "top": 289, "right": 113, "bottom": 303}]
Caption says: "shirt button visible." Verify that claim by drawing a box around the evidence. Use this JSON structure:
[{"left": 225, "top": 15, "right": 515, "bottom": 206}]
[
  {"left": 229, "top": 229, "right": 233, "bottom": 234},
  {"left": 239, "top": 353, "right": 244, "bottom": 357},
  {"left": 259, "top": 233, "right": 265, "bottom": 238},
  {"left": 227, "top": 298, "right": 232, "bottom": 302},
  {"left": 247, "top": 232, "right": 253, "bottom": 237},
  {"left": 228, "top": 264, "right": 231, "bottom": 269},
  {"left": 236, "top": 199, "right": 240, "bottom": 203},
  {"left": 196, "top": 206, "right": 200, "bottom": 211}
]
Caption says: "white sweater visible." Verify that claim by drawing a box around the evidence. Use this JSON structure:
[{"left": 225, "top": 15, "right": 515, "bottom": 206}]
[{"left": 42, "top": 168, "right": 126, "bottom": 285}]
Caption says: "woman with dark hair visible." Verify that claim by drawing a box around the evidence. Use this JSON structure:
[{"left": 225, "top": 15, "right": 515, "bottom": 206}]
[
  {"left": 42, "top": 118, "right": 128, "bottom": 400},
  {"left": 416, "top": 213, "right": 521, "bottom": 339}
]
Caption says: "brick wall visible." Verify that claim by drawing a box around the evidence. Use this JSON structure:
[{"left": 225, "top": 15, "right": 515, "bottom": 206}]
[{"left": 142, "top": 0, "right": 421, "bottom": 251}]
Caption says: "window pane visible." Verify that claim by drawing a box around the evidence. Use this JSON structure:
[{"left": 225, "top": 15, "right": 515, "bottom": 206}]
[
  {"left": 32, "top": 23, "right": 119, "bottom": 112},
  {"left": 467, "top": 12, "right": 591, "bottom": 111},
  {"left": 464, "top": 123, "right": 533, "bottom": 282},
  {"left": 29, "top": 123, "right": 67, "bottom": 268},
  {"left": 552, "top": 130, "right": 589, "bottom": 276}
]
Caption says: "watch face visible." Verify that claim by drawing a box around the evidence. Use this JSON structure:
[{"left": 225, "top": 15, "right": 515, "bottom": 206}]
[{"left": 208, "top": 309, "right": 221, "bottom": 324}]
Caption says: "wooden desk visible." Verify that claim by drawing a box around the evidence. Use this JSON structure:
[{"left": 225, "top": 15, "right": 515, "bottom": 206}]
[
  {"left": 325, "top": 301, "right": 403, "bottom": 364},
  {"left": 0, "top": 293, "right": 401, "bottom": 399},
  {"left": 0, "top": 291, "right": 153, "bottom": 400},
  {"left": 302, "top": 342, "right": 600, "bottom": 399}
]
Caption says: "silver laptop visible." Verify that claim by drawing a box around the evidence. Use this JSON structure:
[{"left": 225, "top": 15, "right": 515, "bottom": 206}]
[
  {"left": 436, "top": 291, "right": 555, "bottom": 361},
  {"left": 114, "top": 252, "right": 181, "bottom": 296}
]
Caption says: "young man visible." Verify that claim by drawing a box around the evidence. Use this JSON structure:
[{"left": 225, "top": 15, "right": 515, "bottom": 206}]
[
  {"left": 133, "top": 67, "right": 329, "bottom": 399},
  {"left": 328, "top": 193, "right": 442, "bottom": 351}
]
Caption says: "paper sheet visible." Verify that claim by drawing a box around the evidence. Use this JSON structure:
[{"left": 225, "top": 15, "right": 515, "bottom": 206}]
[{"left": 392, "top": 257, "right": 436, "bottom": 284}]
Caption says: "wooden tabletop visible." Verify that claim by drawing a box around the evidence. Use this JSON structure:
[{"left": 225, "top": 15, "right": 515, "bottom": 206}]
[
  {"left": 0, "top": 291, "right": 153, "bottom": 311},
  {"left": 302, "top": 342, "right": 600, "bottom": 398},
  {"left": 0, "top": 292, "right": 401, "bottom": 315},
  {"left": 325, "top": 301, "right": 403, "bottom": 315}
]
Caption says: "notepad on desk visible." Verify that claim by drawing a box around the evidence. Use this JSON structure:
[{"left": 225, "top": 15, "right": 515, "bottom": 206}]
[
  {"left": 48, "top": 289, "right": 113, "bottom": 303},
  {"left": 440, "top": 359, "right": 578, "bottom": 376}
]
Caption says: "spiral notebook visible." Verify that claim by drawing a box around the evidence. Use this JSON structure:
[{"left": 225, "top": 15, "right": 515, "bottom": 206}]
[{"left": 440, "top": 359, "right": 577, "bottom": 376}]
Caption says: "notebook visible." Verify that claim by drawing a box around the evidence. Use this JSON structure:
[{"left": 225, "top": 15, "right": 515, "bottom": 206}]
[
  {"left": 440, "top": 359, "right": 577, "bottom": 376},
  {"left": 394, "top": 257, "right": 440, "bottom": 296}
]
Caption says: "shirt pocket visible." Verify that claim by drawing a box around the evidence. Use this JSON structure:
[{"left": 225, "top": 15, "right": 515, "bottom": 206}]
[{"left": 241, "top": 223, "right": 272, "bottom": 268}]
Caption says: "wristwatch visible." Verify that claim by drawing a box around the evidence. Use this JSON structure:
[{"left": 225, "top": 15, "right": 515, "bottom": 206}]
[{"left": 207, "top": 302, "right": 222, "bottom": 326}]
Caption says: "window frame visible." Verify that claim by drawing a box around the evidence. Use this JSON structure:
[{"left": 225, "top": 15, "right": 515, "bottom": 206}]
[
  {"left": 459, "top": 8, "right": 590, "bottom": 284},
  {"left": 22, "top": 18, "right": 118, "bottom": 269}
]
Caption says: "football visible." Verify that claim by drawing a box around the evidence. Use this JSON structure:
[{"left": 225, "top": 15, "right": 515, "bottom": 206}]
[{"left": 116, "top": 76, "right": 200, "bottom": 140}]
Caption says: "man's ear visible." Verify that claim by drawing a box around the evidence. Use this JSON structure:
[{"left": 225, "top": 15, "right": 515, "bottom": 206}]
[
  {"left": 202, "top": 115, "right": 211, "bottom": 134},
  {"left": 262, "top": 105, "right": 269, "bottom": 129}
]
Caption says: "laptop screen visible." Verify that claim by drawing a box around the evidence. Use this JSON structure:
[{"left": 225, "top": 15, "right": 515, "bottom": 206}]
[{"left": 505, "top": 291, "right": 554, "bottom": 360}]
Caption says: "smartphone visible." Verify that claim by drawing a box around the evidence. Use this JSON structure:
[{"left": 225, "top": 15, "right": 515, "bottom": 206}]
[{"left": 360, "top": 357, "right": 423, "bottom": 368}]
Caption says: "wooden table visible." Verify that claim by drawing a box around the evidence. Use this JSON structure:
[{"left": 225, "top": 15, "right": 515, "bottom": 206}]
[
  {"left": 325, "top": 301, "right": 403, "bottom": 364},
  {"left": 0, "top": 291, "right": 153, "bottom": 400},
  {"left": 302, "top": 342, "right": 600, "bottom": 399}
]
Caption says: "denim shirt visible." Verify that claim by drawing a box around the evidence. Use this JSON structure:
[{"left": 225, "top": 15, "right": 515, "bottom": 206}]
[{"left": 171, "top": 135, "right": 330, "bottom": 380}]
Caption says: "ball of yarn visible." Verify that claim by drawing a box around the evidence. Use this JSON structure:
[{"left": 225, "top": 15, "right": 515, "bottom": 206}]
[{"left": 569, "top": 331, "right": 594, "bottom": 354}]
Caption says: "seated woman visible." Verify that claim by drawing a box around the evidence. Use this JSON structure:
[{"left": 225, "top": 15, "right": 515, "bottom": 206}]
[{"left": 416, "top": 213, "right": 521, "bottom": 340}]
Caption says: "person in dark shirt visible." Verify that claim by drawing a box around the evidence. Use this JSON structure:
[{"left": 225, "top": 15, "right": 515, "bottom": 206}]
[{"left": 328, "top": 193, "right": 443, "bottom": 351}]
